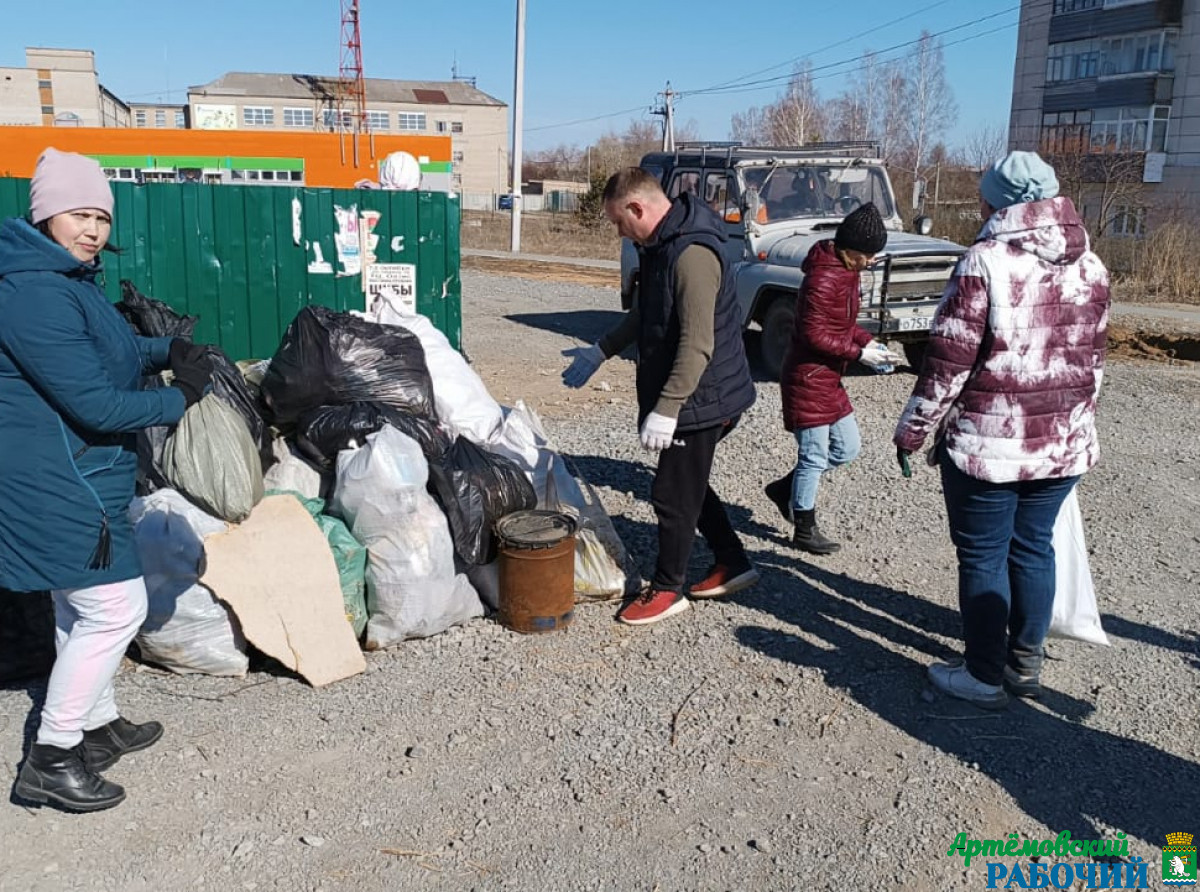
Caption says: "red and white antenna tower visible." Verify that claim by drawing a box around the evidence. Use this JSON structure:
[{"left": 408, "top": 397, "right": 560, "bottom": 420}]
[{"left": 338, "top": 0, "right": 367, "bottom": 135}]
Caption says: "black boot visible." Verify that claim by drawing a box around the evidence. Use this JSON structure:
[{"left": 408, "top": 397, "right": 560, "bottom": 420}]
[
  {"left": 15, "top": 744, "right": 126, "bottom": 812},
  {"left": 79, "top": 717, "right": 164, "bottom": 772},
  {"left": 764, "top": 472, "right": 794, "bottom": 522},
  {"left": 792, "top": 509, "right": 841, "bottom": 555}
]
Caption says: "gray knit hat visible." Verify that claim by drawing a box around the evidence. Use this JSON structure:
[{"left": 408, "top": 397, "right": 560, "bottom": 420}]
[{"left": 835, "top": 202, "right": 887, "bottom": 254}]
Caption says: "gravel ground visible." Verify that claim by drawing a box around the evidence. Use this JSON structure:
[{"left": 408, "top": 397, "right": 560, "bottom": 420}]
[{"left": 2, "top": 270, "right": 1198, "bottom": 892}]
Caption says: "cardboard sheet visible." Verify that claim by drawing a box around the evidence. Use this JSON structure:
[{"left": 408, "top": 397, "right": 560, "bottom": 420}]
[{"left": 200, "top": 494, "right": 365, "bottom": 686}]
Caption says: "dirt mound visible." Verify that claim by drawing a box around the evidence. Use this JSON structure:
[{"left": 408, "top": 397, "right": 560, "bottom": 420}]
[{"left": 1108, "top": 324, "right": 1200, "bottom": 364}]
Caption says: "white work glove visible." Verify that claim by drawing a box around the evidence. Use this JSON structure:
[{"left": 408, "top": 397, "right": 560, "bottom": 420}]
[
  {"left": 858, "top": 341, "right": 902, "bottom": 370},
  {"left": 639, "top": 412, "right": 677, "bottom": 452},
  {"left": 562, "top": 344, "right": 606, "bottom": 389}
]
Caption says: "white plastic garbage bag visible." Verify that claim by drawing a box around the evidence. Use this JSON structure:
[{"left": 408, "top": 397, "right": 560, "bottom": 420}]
[
  {"left": 487, "top": 401, "right": 634, "bottom": 600},
  {"left": 1049, "top": 488, "right": 1109, "bottom": 645},
  {"left": 262, "top": 437, "right": 329, "bottom": 501},
  {"left": 129, "top": 489, "right": 248, "bottom": 676},
  {"left": 361, "top": 300, "right": 503, "bottom": 444},
  {"left": 332, "top": 426, "right": 482, "bottom": 647}
]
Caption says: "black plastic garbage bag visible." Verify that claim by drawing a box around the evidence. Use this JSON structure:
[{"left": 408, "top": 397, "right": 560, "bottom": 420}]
[
  {"left": 0, "top": 590, "right": 56, "bottom": 682},
  {"left": 296, "top": 402, "right": 450, "bottom": 470},
  {"left": 260, "top": 306, "right": 436, "bottom": 427},
  {"left": 116, "top": 280, "right": 199, "bottom": 339},
  {"left": 200, "top": 345, "right": 270, "bottom": 469},
  {"left": 427, "top": 436, "right": 536, "bottom": 566}
]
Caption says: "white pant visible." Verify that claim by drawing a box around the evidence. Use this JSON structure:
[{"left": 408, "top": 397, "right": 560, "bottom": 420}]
[{"left": 37, "top": 577, "right": 148, "bottom": 750}]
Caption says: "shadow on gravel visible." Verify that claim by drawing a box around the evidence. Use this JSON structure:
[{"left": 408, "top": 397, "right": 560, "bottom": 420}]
[
  {"left": 1099, "top": 615, "right": 1200, "bottom": 670},
  {"left": 505, "top": 310, "right": 626, "bottom": 345},
  {"left": 734, "top": 558, "right": 1200, "bottom": 848}
]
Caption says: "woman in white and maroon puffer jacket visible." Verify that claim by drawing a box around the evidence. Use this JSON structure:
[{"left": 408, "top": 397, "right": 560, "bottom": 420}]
[{"left": 893, "top": 151, "right": 1110, "bottom": 709}]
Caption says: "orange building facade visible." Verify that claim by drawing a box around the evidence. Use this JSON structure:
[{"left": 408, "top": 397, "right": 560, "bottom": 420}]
[{"left": 0, "top": 127, "right": 452, "bottom": 189}]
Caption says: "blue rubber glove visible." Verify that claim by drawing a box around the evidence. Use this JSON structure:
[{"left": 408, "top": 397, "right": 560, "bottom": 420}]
[{"left": 562, "top": 344, "right": 606, "bottom": 389}]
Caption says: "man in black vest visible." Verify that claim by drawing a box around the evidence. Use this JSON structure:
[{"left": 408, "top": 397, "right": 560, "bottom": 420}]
[{"left": 562, "top": 168, "right": 758, "bottom": 625}]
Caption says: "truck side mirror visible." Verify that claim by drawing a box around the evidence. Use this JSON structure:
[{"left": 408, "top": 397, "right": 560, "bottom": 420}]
[
  {"left": 742, "top": 187, "right": 762, "bottom": 224},
  {"left": 914, "top": 215, "right": 933, "bottom": 236}
]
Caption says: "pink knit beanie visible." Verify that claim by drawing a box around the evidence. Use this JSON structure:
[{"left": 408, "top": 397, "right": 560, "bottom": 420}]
[{"left": 29, "top": 148, "right": 114, "bottom": 225}]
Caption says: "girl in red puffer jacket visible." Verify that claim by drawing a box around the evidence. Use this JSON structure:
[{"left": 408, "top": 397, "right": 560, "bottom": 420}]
[{"left": 763, "top": 202, "right": 899, "bottom": 554}]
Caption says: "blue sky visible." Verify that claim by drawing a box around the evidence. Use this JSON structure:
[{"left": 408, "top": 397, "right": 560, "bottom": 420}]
[{"left": 3, "top": 0, "right": 1020, "bottom": 153}]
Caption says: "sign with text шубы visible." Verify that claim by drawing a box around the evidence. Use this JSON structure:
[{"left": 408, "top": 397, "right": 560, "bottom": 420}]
[{"left": 365, "top": 263, "right": 417, "bottom": 316}]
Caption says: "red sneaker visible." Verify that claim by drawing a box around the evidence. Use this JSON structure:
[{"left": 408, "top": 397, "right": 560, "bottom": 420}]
[
  {"left": 689, "top": 563, "right": 760, "bottom": 599},
  {"left": 617, "top": 589, "right": 690, "bottom": 626}
]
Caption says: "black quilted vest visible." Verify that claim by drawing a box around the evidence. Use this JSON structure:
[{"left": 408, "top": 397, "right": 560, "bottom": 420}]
[{"left": 635, "top": 194, "right": 756, "bottom": 432}]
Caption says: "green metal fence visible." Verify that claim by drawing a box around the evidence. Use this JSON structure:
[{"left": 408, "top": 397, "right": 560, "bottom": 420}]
[{"left": 0, "top": 179, "right": 461, "bottom": 359}]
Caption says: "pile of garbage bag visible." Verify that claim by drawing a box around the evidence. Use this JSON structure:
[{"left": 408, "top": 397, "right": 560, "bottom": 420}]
[{"left": 97, "top": 291, "right": 634, "bottom": 679}]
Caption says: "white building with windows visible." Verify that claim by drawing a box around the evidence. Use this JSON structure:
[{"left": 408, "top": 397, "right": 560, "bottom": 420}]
[
  {"left": 1008, "top": 0, "right": 1197, "bottom": 234},
  {"left": 187, "top": 72, "right": 507, "bottom": 195},
  {"left": 0, "top": 48, "right": 128, "bottom": 128}
]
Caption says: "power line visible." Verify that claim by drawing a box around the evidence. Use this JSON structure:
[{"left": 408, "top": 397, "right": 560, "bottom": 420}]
[
  {"left": 680, "top": 4, "right": 1022, "bottom": 99},
  {"left": 696, "top": 0, "right": 957, "bottom": 94}
]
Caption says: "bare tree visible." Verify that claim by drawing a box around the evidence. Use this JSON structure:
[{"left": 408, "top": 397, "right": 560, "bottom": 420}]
[
  {"left": 767, "top": 63, "right": 826, "bottom": 146},
  {"left": 959, "top": 124, "right": 1009, "bottom": 173},
  {"left": 828, "top": 51, "right": 881, "bottom": 143},
  {"left": 730, "top": 106, "right": 771, "bottom": 145},
  {"left": 903, "top": 32, "right": 957, "bottom": 187},
  {"left": 1051, "top": 150, "right": 1146, "bottom": 236},
  {"left": 878, "top": 64, "right": 909, "bottom": 166}
]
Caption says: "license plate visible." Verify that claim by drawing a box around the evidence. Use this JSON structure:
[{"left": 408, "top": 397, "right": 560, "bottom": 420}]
[{"left": 898, "top": 316, "right": 932, "bottom": 332}]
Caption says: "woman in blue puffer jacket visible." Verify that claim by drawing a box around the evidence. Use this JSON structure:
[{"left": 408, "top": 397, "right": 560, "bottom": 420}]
[{"left": 0, "top": 148, "right": 212, "bottom": 812}]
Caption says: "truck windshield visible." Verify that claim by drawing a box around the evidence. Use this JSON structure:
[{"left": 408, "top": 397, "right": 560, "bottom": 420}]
[{"left": 740, "top": 163, "right": 895, "bottom": 222}]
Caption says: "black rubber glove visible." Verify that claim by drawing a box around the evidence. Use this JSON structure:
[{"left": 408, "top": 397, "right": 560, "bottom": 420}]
[
  {"left": 169, "top": 338, "right": 209, "bottom": 373},
  {"left": 896, "top": 448, "right": 913, "bottom": 478},
  {"left": 171, "top": 359, "right": 213, "bottom": 409},
  {"left": 168, "top": 338, "right": 191, "bottom": 370}
]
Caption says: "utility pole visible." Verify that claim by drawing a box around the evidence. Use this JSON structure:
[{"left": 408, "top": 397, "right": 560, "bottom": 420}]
[
  {"left": 509, "top": 0, "right": 526, "bottom": 253},
  {"left": 652, "top": 83, "right": 676, "bottom": 152}
]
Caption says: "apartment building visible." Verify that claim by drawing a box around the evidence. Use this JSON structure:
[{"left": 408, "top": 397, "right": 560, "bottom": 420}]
[
  {"left": 1009, "top": 0, "right": 1196, "bottom": 234},
  {"left": 0, "top": 48, "right": 129, "bottom": 128},
  {"left": 188, "top": 72, "right": 507, "bottom": 195}
]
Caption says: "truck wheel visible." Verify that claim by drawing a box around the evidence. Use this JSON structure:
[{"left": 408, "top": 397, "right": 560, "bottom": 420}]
[
  {"left": 902, "top": 340, "right": 927, "bottom": 373},
  {"left": 760, "top": 299, "right": 794, "bottom": 382}
]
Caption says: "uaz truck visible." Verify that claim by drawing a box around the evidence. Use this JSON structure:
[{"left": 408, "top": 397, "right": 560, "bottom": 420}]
[{"left": 619, "top": 143, "right": 966, "bottom": 379}]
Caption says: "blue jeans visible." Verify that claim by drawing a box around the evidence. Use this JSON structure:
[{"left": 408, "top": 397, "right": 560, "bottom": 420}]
[
  {"left": 939, "top": 452, "right": 1079, "bottom": 686},
  {"left": 791, "top": 414, "right": 861, "bottom": 512}
]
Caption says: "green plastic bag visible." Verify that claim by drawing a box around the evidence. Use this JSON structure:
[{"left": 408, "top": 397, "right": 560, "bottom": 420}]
[{"left": 272, "top": 490, "right": 368, "bottom": 638}]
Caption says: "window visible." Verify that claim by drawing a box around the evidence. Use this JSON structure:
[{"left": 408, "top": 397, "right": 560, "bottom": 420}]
[
  {"left": 1046, "top": 38, "right": 1100, "bottom": 82},
  {"left": 435, "top": 120, "right": 463, "bottom": 134},
  {"left": 1107, "top": 205, "right": 1146, "bottom": 238},
  {"left": 1089, "top": 105, "right": 1170, "bottom": 152},
  {"left": 243, "top": 106, "right": 274, "bottom": 126},
  {"left": 175, "top": 110, "right": 186, "bottom": 128},
  {"left": 1099, "top": 31, "right": 1178, "bottom": 77},
  {"left": 1052, "top": 0, "right": 1100, "bottom": 13},
  {"left": 398, "top": 112, "right": 425, "bottom": 131},
  {"left": 704, "top": 172, "right": 739, "bottom": 221},
  {"left": 322, "top": 109, "right": 353, "bottom": 130},
  {"left": 37, "top": 79, "right": 51, "bottom": 90},
  {"left": 668, "top": 170, "right": 701, "bottom": 198},
  {"left": 102, "top": 167, "right": 139, "bottom": 183},
  {"left": 1040, "top": 110, "right": 1092, "bottom": 154},
  {"left": 40, "top": 105, "right": 54, "bottom": 116},
  {"left": 284, "top": 108, "right": 314, "bottom": 128},
  {"left": 366, "top": 110, "right": 389, "bottom": 131},
  {"left": 135, "top": 110, "right": 147, "bottom": 127},
  {"left": 155, "top": 110, "right": 166, "bottom": 128}
]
